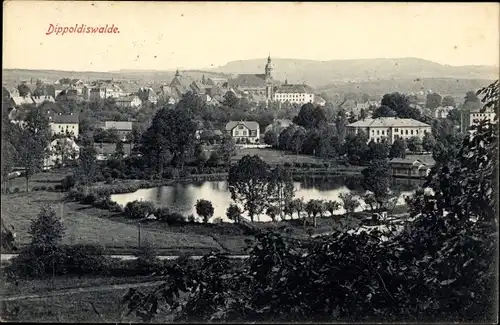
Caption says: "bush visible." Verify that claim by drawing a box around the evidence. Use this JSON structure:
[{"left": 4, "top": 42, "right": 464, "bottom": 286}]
[
  {"left": 165, "top": 212, "right": 186, "bottom": 225},
  {"left": 54, "top": 184, "right": 63, "bottom": 191},
  {"left": 40, "top": 185, "right": 47, "bottom": 191},
  {"left": 134, "top": 242, "right": 161, "bottom": 274},
  {"left": 187, "top": 214, "right": 196, "bottom": 223},
  {"left": 155, "top": 207, "right": 171, "bottom": 222},
  {"left": 63, "top": 244, "right": 107, "bottom": 275},
  {"left": 124, "top": 200, "right": 156, "bottom": 220},
  {"left": 12, "top": 187, "right": 19, "bottom": 193},
  {"left": 82, "top": 192, "right": 100, "bottom": 205},
  {"left": 61, "top": 175, "right": 76, "bottom": 191},
  {"left": 32, "top": 186, "right": 40, "bottom": 191},
  {"left": 5, "top": 246, "right": 68, "bottom": 279},
  {"left": 105, "top": 176, "right": 115, "bottom": 185},
  {"left": 284, "top": 162, "right": 292, "bottom": 168}
]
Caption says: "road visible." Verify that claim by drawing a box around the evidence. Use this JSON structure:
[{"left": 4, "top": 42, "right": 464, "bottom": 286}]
[{"left": 0, "top": 254, "right": 249, "bottom": 262}]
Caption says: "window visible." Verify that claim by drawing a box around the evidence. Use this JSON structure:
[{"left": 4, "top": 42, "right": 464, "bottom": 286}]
[
  {"left": 234, "top": 131, "right": 239, "bottom": 136},
  {"left": 238, "top": 125, "right": 244, "bottom": 129},
  {"left": 377, "top": 130, "right": 380, "bottom": 135},
  {"left": 394, "top": 128, "right": 399, "bottom": 133},
  {"left": 381, "top": 130, "right": 385, "bottom": 135},
  {"left": 405, "top": 130, "right": 408, "bottom": 135},
  {"left": 416, "top": 129, "right": 419, "bottom": 134},
  {"left": 243, "top": 131, "right": 247, "bottom": 136},
  {"left": 410, "top": 130, "right": 414, "bottom": 135}
]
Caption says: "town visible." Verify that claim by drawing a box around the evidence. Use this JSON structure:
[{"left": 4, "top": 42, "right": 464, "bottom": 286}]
[{"left": 1, "top": 2, "right": 498, "bottom": 324}]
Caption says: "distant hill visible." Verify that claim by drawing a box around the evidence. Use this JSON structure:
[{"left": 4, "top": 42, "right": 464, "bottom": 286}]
[
  {"left": 317, "top": 78, "right": 494, "bottom": 103},
  {"left": 208, "top": 57, "right": 498, "bottom": 87}
]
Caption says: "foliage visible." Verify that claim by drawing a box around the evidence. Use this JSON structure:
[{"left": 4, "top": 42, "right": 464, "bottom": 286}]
[
  {"left": 324, "top": 200, "right": 341, "bottom": 217},
  {"left": 267, "top": 166, "right": 295, "bottom": 220},
  {"left": 389, "top": 138, "right": 407, "bottom": 159},
  {"left": 195, "top": 199, "right": 215, "bottom": 223},
  {"left": 14, "top": 109, "right": 52, "bottom": 191},
  {"left": 343, "top": 131, "right": 369, "bottom": 165},
  {"left": 362, "top": 160, "right": 392, "bottom": 209},
  {"left": 266, "top": 206, "right": 280, "bottom": 222},
  {"left": 75, "top": 136, "right": 98, "bottom": 185},
  {"left": 263, "top": 130, "right": 278, "bottom": 147},
  {"left": 422, "top": 132, "right": 437, "bottom": 152},
  {"left": 228, "top": 155, "right": 272, "bottom": 222},
  {"left": 441, "top": 95, "right": 456, "bottom": 107},
  {"left": 372, "top": 105, "right": 397, "bottom": 118},
  {"left": 406, "top": 136, "right": 423, "bottom": 152},
  {"left": 124, "top": 200, "right": 156, "bottom": 220},
  {"left": 217, "top": 135, "right": 236, "bottom": 166},
  {"left": 367, "top": 139, "right": 390, "bottom": 161},
  {"left": 292, "top": 103, "right": 327, "bottom": 129},
  {"left": 425, "top": 93, "right": 442, "bottom": 110},
  {"left": 29, "top": 205, "right": 65, "bottom": 249},
  {"left": 226, "top": 204, "right": 242, "bottom": 224},
  {"left": 339, "top": 192, "right": 360, "bottom": 215}
]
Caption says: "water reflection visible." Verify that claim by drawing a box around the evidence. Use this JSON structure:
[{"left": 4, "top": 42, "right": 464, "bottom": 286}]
[{"left": 111, "top": 177, "right": 422, "bottom": 222}]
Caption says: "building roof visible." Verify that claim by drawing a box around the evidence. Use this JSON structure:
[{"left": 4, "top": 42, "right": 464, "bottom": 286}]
[
  {"left": 50, "top": 114, "right": 79, "bottom": 124},
  {"left": 275, "top": 84, "right": 314, "bottom": 94},
  {"left": 102, "top": 121, "right": 133, "bottom": 131},
  {"left": 347, "top": 117, "right": 431, "bottom": 128},
  {"left": 32, "top": 96, "right": 55, "bottom": 106},
  {"left": 115, "top": 95, "right": 140, "bottom": 102},
  {"left": 225, "top": 120, "right": 259, "bottom": 131},
  {"left": 10, "top": 96, "right": 34, "bottom": 106},
  {"left": 228, "top": 74, "right": 268, "bottom": 88}
]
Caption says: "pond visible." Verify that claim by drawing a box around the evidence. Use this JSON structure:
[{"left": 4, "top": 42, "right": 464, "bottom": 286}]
[{"left": 111, "top": 176, "right": 422, "bottom": 223}]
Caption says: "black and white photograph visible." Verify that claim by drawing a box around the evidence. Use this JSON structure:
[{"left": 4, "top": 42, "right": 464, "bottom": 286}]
[{"left": 1, "top": 1, "right": 499, "bottom": 323}]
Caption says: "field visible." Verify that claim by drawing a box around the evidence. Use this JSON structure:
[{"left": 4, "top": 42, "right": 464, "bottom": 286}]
[
  {"left": 1, "top": 191, "right": 222, "bottom": 254},
  {"left": 6, "top": 168, "right": 73, "bottom": 193},
  {"left": 234, "top": 148, "right": 335, "bottom": 166}
]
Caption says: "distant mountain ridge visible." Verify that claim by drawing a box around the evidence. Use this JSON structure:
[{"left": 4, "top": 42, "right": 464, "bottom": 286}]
[{"left": 208, "top": 57, "right": 498, "bottom": 87}]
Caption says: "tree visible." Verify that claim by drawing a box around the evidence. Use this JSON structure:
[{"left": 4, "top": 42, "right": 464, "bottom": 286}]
[
  {"left": 462, "top": 90, "right": 480, "bottom": 112},
  {"left": 266, "top": 206, "right": 280, "bottom": 222},
  {"left": 195, "top": 199, "right": 214, "bottom": 223},
  {"left": 343, "top": 131, "right": 369, "bottom": 165},
  {"left": 217, "top": 135, "right": 236, "bottom": 166},
  {"left": 389, "top": 138, "right": 407, "bottom": 159},
  {"left": 52, "top": 138, "right": 78, "bottom": 167},
  {"left": 425, "top": 93, "right": 442, "bottom": 110},
  {"left": 194, "top": 144, "right": 209, "bottom": 167},
  {"left": 339, "top": 192, "right": 360, "bottom": 216},
  {"left": 422, "top": 132, "right": 437, "bottom": 152},
  {"left": 381, "top": 92, "right": 421, "bottom": 119},
  {"left": 293, "top": 103, "right": 326, "bottom": 129},
  {"left": 16, "top": 109, "right": 51, "bottom": 191},
  {"left": 75, "top": 134, "right": 98, "bottom": 184},
  {"left": 29, "top": 205, "right": 65, "bottom": 249},
  {"left": 115, "top": 139, "right": 125, "bottom": 157},
  {"left": 324, "top": 200, "right": 341, "bottom": 217},
  {"left": 141, "top": 108, "right": 197, "bottom": 174},
  {"left": 431, "top": 118, "right": 457, "bottom": 140},
  {"left": 359, "top": 108, "right": 367, "bottom": 120},
  {"left": 290, "top": 198, "right": 305, "bottom": 220},
  {"left": 278, "top": 126, "right": 296, "bottom": 151},
  {"left": 263, "top": 131, "right": 278, "bottom": 147},
  {"left": 372, "top": 105, "right": 397, "bottom": 118},
  {"left": 305, "top": 199, "right": 324, "bottom": 227},
  {"left": 441, "top": 95, "right": 456, "bottom": 107},
  {"left": 367, "top": 139, "right": 390, "bottom": 161},
  {"left": 268, "top": 166, "right": 295, "bottom": 221},
  {"left": 290, "top": 129, "right": 306, "bottom": 155},
  {"left": 17, "top": 84, "right": 31, "bottom": 97},
  {"left": 361, "top": 160, "right": 392, "bottom": 209},
  {"left": 228, "top": 155, "right": 272, "bottom": 222},
  {"left": 406, "top": 136, "right": 423, "bottom": 152},
  {"left": 334, "top": 109, "right": 349, "bottom": 142},
  {"left": 226, "top": 204, "right": 242, "bottom": 224},
  {"left": 301, "top": 129, "right": 321, "bottom": 156},
  {"left": 317, "top": 124, "right": 339, "bottom": 162}
]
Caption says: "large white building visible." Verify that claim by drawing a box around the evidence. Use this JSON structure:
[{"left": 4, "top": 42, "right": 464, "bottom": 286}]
[
  {"left": 347, "top": 117, "right": 431, "bottom": 144},
  {"left": 467, "top": 108, "right": 496, "bottom": 128},
  {"left": 273, "top": 83, "right": 315, "bottom": 105}
]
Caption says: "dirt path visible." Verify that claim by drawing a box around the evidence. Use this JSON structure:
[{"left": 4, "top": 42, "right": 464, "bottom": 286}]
[{"left": 0, "top": 280, "right": 165, "bottom": 302}]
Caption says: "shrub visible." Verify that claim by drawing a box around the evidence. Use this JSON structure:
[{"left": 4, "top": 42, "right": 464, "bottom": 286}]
[
  {"left": 187, "top": 214, "right": 196, "bottom": 223},
  {"left": 82, "top": 192, "right": 100, "bottom": 205},
  {"left": 32, "top": 186, "right": 40, "bottom": 191},
  {"left": 5, "top": 246, "right": 68, "bottom": 279},
  {"left": 155, "top": 207, "right": 171, "bottom": 222},
  {"left": 165, "top": 212, "right": 186, "bottom": 225},
  {"left": 40, "top": 185, "right": 47, "bottom": 191},
  {"left": 46, "top": 186, "right": 54, "bottom": 191},
  {"left": 124, "top": 200, "right": 156, "bottom": 220},
  {"left": 105, "top": 176, "right": 114, "bottom": 185},
  {"left": 61, "top": 175, "right": 76, "bottom": 191},
  {"left": 284, "top": 162, "right": 292, "bottom": 168},
  {"left": 63, "top": 244, "right": 107, "bottom": 275},
  {"left": 54, "top": 184, "right": 63, "bottom": 191},
  {"left": 134, "top": 242, "right": 161, "bottom": 274}
]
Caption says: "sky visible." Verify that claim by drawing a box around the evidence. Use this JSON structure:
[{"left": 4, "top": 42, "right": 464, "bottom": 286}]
[{"left": 3, "top": 1, "right": 499, "bottom": 71}]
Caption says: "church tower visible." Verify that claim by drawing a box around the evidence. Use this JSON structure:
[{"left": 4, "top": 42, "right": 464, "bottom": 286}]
[
  {"left": 265, "top": 54, "right": 275, "bottom": 102},
  {"left": 265, "top": 55, "right": 274, "bottom": 80}
]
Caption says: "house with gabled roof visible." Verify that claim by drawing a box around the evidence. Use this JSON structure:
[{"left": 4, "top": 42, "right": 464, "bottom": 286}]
[
  {"left": 49, "top": 113, "right": 79, "bottom": 138},
  {"left": 389, "top": 158, "right": 432, "bottom": 179},
  {"left": 225, "top": 121, "right": 260, "bottom": 144}
]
